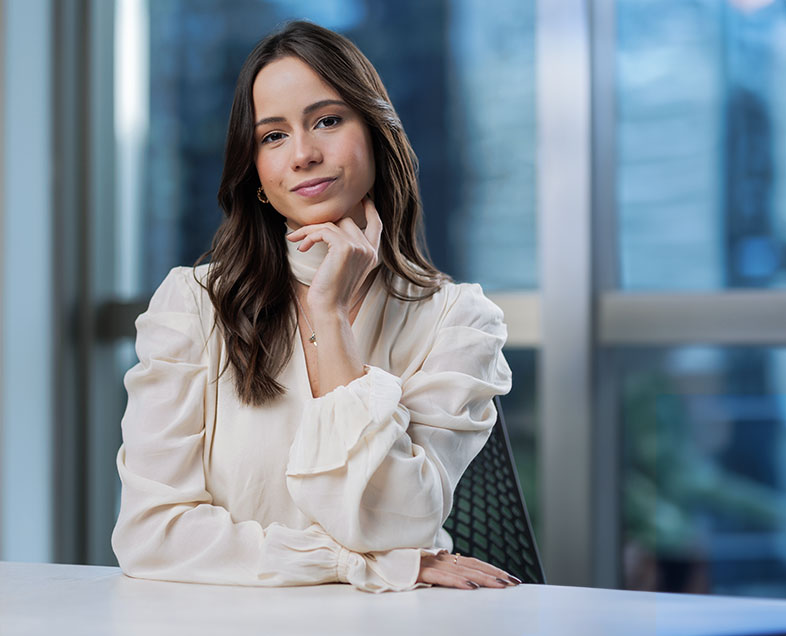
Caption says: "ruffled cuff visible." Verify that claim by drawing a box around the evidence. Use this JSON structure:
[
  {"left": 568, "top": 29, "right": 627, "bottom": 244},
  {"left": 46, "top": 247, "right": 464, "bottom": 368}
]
[
  {"left": 340, "top": 547, "right": 430, "bottom": 594},
  {"left": 253, "top": 523, "right": 345, "bottom": 587},
  {"left": 287, "top": 365, "right": 404, "bottom": 476}
]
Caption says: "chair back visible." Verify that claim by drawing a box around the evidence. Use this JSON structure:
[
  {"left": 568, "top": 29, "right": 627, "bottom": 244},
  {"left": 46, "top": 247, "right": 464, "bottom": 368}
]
[{"left": 442, "top": 396, "right": 546, "bottom": 584}]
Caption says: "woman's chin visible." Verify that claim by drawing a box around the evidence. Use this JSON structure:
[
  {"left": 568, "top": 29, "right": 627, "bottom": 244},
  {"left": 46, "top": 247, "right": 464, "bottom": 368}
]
[{"left": 286, "top": 200, "right": 362, "bottom": 228}]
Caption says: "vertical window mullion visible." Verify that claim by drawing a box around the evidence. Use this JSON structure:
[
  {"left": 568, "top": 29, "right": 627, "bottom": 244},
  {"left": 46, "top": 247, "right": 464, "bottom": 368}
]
[{"left": 536, "top": 0, "right": 594, "bottom": 586}]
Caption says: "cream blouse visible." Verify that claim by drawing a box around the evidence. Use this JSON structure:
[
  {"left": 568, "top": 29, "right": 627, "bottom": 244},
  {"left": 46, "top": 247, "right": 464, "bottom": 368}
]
[{"left": 112, "top": 260, "right": 512, "bottom": 593}]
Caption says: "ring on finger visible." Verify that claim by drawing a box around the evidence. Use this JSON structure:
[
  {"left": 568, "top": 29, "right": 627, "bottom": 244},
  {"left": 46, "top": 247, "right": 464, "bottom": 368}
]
[{"left": 454, "top": 552, "right": 460, "bottom": 566}]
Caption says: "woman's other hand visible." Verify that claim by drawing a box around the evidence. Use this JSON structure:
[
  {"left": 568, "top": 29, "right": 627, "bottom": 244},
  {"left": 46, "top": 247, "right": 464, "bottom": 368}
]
[
  {"left": 286, "top": 195, "right": 382, "bottom": 316},
  {"left": 417, "top": 551, "right": 523, "bottom": 590}
]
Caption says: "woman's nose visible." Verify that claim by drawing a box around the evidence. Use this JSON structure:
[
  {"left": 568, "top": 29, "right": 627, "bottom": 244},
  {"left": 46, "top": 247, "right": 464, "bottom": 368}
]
[{"left": 290, "top": 132, "right": 322, "bottom": 170}]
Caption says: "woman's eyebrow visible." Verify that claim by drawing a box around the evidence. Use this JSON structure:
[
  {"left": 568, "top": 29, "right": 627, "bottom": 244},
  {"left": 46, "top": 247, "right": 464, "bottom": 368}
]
[
  {"left": 302, "top": 99, "right": 346, "bottom": 116},
  {"left": 254, "top": 99, "right": 347, "bottom": 128}
]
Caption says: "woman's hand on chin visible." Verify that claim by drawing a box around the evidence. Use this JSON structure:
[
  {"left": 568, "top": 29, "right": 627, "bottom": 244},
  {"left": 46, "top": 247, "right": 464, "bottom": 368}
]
[{"left": 286, "top": 196, "right": 382, "bottom": 315}]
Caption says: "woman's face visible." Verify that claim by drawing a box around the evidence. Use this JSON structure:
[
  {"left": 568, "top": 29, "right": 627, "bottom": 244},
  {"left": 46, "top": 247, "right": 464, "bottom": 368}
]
[{"left": 252, "top": 56, "right": 375, "bottom": 231}]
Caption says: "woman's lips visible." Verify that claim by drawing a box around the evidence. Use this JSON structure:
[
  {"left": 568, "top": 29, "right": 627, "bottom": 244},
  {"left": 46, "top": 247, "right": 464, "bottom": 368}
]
[{"left": 292, "top": 177, "right": 336, "bottom": 198}]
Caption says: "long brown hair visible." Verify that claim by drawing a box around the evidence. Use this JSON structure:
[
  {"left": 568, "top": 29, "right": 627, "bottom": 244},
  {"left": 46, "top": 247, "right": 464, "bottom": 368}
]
[{"left": 197, "top": 20, "right": 447, "bottom": 406}]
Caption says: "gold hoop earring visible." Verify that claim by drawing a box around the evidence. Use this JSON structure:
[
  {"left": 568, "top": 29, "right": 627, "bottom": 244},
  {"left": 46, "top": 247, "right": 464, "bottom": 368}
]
[{"left": 257, "top": 186, "right": 269, "bottom": 204}]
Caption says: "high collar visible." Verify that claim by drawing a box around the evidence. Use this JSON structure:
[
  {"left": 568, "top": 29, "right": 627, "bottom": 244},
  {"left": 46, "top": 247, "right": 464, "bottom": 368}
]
[{"left": 285, "top": 229, "right": 328, "bottom": 287}]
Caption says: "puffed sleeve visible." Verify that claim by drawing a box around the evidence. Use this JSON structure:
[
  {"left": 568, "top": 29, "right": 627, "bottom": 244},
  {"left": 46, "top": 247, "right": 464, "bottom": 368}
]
[
  {"left": 112, "top": 267, "right": 422, "bottom": 592},
  {"left": 285, "top": 283, "right": 512, "bottom": 553}
]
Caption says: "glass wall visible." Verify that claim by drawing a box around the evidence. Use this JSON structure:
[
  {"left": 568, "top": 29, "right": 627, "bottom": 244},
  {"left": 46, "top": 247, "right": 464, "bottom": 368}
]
[
  {"left": 618, "top": 347, "right": 786, "bottom": 597},
  {"left": 617, "top": 0, "right": 786, "bottom": 290},
  {"left": 615, "top": 0, "right": 786, "bottom": 597}
]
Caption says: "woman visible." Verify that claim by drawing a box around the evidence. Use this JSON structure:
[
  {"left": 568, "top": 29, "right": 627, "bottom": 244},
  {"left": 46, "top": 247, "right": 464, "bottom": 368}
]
[{"left": 112, "top": 20, "right": 517, "bottom": 593}]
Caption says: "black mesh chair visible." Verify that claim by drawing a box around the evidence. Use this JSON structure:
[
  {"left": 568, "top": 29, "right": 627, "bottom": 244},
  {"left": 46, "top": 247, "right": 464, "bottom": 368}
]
[{"left": 442, "top": 396, "right": 546, "bottom": 584}]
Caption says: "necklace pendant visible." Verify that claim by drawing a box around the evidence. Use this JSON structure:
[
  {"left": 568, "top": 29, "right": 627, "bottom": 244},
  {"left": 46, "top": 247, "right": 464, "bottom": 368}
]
[{"left": 309, "top": 332, "right": 317, "bottom": 346}]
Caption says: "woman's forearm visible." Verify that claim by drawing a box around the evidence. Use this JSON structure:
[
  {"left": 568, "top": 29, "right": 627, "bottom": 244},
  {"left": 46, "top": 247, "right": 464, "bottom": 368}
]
[{"left": 311, "top": 307, "right": 366, "bottom": 396}]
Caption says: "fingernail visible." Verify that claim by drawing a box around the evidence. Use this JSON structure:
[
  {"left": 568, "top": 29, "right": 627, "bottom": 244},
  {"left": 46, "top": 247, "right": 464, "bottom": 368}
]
[
  {"left": 496, "top": 577, "right": 511, "bottom": 586},
  {"left": 507, "top": 575, "right": 522, "bottom": 585},
  {"left": 465, "top": 580, "right": 480, "bottom": 589}
]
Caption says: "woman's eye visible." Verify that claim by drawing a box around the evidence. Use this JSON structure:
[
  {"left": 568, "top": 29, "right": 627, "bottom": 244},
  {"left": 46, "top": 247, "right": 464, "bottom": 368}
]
[
  {"left": 261, "top": 131, "right": 285, "bottom": 145},
  {"left": 316, "top": 116, "right": 341, "bottom": 129}
]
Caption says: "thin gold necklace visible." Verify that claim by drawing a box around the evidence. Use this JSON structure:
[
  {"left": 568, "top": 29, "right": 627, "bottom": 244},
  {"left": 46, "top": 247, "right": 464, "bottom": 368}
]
[
  {"left": 294, "top": 293, "right": 318, "bottom": 347},
  {"left": 293, "top": 282, "right": 371, "bottom": 347}
]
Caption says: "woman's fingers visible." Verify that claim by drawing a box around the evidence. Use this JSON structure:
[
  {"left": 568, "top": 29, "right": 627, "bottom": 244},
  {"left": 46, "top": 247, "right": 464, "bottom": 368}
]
[
  {"left": 291, "top": 216, "right": 377, "bottom": 276},
  {"left": 297, "top": 224, "right": 375, "bottom": 272},
  {"left": 286, "top": 223, "right": 351, "bottom": 255},
  {"left": 440, "top": 552, "right": 522, "bottom": 585},
  {"left": 288, "top": 215, "right": 375, "bottom": 256},
  {"left": 284, "top": 200, "right": 381, "bottom": 310},
  {"left": 418, "top": 553, "right": 521, "bottom": 589},
  {"left": 285, "top": 196, "right": 381, "bottom": 245},
  {"left": 418, "top": 565, "right": 485, "bottom": 590},
  {"left": 361, "top": 196, "right": 383, "bottom": 250},
  {"left": 286, "top": 222, "right": 338, "bottom": 247},
  {"left": 296, "top": 226, "right": 341, "bottom": 252},
  {"left": 336, "top": 215, "right": 370, "bottom": 244},
  {"left": 446, "top": 560, "right": 510, "bottom": 588}
]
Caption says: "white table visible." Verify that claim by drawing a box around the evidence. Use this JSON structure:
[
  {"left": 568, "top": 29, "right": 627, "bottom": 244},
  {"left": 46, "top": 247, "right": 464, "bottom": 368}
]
[{"left": 2, "top": 561, "right": 786, "bottom": 636}]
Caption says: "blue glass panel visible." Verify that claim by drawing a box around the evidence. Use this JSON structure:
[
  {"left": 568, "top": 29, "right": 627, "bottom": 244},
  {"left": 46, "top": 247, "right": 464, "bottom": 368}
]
[
  {"left": 619, "top": 346, "right": 786, "bottom": 598},
  {"left": 617, "top": 0, "right": 786, "bottom": 289}
]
